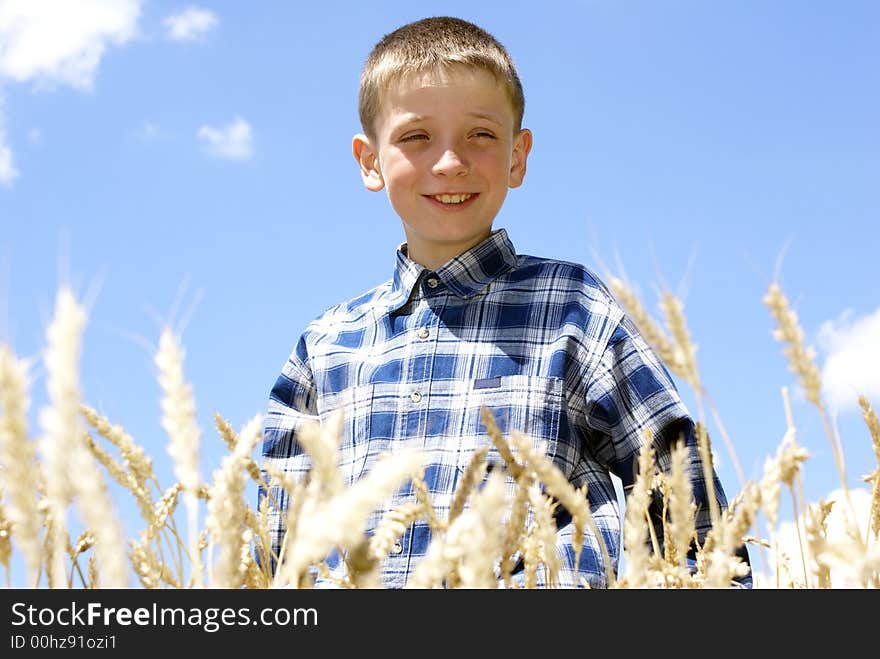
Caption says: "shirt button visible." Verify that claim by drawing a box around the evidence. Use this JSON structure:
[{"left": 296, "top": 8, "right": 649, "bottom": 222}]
[
  {"left": 426, "top": 276, "right": 439, "bottom": 288},
  {"left": 391, "top": 542, "right": 403, "bottom": 555},
  {"left": 417, "top": 327, "right": 430, "bottom": 339},
  {"left": 410, "top": 391, "right": 422, "bottom": 403}
]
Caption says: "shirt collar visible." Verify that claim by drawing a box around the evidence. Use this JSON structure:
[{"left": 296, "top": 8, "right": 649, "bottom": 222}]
[{"left": 385, "top": 228, "right": 518, "bottom": 314}]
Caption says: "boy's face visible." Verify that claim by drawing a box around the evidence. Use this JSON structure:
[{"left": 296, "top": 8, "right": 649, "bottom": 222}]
[{"left": 353, "top": 65, "right": 532, "bottom": 269}]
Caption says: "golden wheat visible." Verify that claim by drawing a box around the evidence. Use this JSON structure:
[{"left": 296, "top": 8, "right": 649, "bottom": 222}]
[{"left": 0, "top": 282, "right": 877, "bottom": 589}]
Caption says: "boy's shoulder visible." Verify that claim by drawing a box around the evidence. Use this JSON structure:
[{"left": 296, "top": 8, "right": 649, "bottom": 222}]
[
  {"left": 301, "top": 277, "right": 396, "bottom": 335},
  {"left": 511, "top": 252, "right": 618, "bottom": 301}
]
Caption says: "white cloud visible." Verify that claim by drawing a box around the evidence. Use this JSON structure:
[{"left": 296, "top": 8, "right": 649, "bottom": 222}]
[
  {"left": 197, "top": 117, "right": 253, "bottom": 161},
  {"left": 163, "top": 7, "right": 217, "bottom": 42},
  {"left": 0, "top": 0, "right": 142, "bottom": 91},
  {"left": 817, "top": 307, "right": 880, "bottom": 412},
  {"left": 0, "top": 0, "right": 141, "bottom": 184},
  {"left": 0, "top": 97, "right": 19, "bottom": 186}
]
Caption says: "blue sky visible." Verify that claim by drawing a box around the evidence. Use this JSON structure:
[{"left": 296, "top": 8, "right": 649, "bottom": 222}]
[{"left": 1, "top": 0, "right": 878, "bottom": 585}]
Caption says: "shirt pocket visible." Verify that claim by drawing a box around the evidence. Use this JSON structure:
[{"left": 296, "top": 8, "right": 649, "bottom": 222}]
[
  {"left": 317, "top": 383, "right": 374, "bottom": 486},
  {"left": 456, "top": 374, "right": 563, "bottom": 477}
]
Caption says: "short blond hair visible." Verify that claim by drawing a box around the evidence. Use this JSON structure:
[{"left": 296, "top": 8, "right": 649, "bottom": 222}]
[{"left": 358, "top": 16, "right": 525, "bottom": 141}]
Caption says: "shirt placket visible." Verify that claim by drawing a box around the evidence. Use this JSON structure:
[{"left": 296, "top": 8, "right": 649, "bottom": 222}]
[
  {"left": 395, "top": 272, "right": 444, "bottom": 571},
  {"left": 402, "top": 273, "right": 444, "bottom": 439}
]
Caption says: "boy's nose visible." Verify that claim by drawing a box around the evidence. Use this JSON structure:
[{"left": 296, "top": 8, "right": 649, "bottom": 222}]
[{"left": 432, "top": 147, "right": 469, "bottom": 177}]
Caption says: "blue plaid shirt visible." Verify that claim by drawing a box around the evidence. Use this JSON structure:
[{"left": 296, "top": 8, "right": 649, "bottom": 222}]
[{"left": 260, "top": 228, "right": 750, "bottom": 588}]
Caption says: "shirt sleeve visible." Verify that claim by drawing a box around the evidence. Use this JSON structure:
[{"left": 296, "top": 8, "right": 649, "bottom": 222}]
[
  {"left": 257, "top": 333, "right": 319, "bottom": 575},
  {"left": 581, "top": 314, "right": 752, "bottom": 586}
]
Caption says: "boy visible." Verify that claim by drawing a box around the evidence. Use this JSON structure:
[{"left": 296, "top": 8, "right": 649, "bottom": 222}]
[{"left": 260, "top": 16, "right": 751, "bottom": 588}]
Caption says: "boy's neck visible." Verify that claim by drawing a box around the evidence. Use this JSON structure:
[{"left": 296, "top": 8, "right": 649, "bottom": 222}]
[{"left": 404, "top": 231, "right": 493, "bottom": 271}]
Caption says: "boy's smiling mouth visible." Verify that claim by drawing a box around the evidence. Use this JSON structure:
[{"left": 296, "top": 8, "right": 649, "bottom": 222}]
[{"left": 425, "top": 193, "right": 478, "bottom": 207}]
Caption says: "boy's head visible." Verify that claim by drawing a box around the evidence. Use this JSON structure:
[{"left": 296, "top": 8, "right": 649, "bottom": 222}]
[
  {"left": 352, "top": 17, "right": 533, "bottom": 270},
  {"left": 357, "top": 16, "right": 525, "bottom": 144}
]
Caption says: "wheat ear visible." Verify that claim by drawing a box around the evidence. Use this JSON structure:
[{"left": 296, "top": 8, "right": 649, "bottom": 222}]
[
  {"left": 499, "top": 470, "right": 532, "bottom": 588},
  {"left": 606, "top": 277, "right": 684, "bottom": 378},
  {"left": 510, "top": 429, "right": 615, "bottom": 587},
  {"left": 80, "top": 404, "right": 155, "bottom": 497},
  {"left": 205, "top": 414, "right": 263, "bottom": 588},
  {"left": 621, "top": 437, "right": 656, "bottom": 588},
  {"left": 666, "top": 441, "right": 697, "bottom": 576},
  {"left": 448, "top": 445, "right": 488, "bottom": 525},
  {"left": 479, "top": 406, "right": 523, "bottom": 479},
  {"left": 38, "top": 287, "right": 86, "bottom": 587},
  {"left": 407, "top": 470, "right": 506, "bottom": 589},
  {"left": 857, "top": 396, "right": 880, "bottom": 541},
  {"left": 0, "top": 345, "right": 42, "bottom": 584},
  {"left": 155, "top": 326, "right": 202, "bottom": 587},
  {"left": 280, "top": 450, "right": 424, "bottom": 587},
  {"left": 38, "top": 287, "right": 126, "bottom": 586},
  {"left": 369, "top": 501, "right": 423, "bottom": 561},
  {"left": 764, "top": 283, "right": 854, "bottom": 513}
]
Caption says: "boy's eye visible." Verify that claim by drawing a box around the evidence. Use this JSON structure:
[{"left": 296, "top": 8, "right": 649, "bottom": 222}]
[
  {"left": 400, "top": 133, "right": 428, "bottom": 143},
  {"left": 473, "top": 131, "right": 496, "bottom": 139}
]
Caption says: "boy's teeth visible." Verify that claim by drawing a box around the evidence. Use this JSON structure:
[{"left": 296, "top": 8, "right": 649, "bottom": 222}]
[{"left": 433, "top": 194, "right": 472, "bottom": 204}]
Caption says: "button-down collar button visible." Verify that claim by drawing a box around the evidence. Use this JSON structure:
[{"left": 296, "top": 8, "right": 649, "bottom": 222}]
[
  {"left": 426, "top": 276, "right": 439, "bottom": 289},
  {"left": 410, "top": 391, "right": 422, "bottom": 403},
  {"left": 417, "top": 327, "right": 430, "bottom": 339},
  {"left": 391, "top": 542, "right": 403, "bottom": 555}
]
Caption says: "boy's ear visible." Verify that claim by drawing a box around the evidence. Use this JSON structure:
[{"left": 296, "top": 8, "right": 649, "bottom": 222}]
[
  {"left": 352, "top": 134, "right": 385, "bottom": 192},
  {"left": 508, "top": 128, "right": 533, "bottom": 189}
]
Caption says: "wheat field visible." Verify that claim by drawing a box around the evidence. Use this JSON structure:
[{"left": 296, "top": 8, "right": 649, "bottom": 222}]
[{"left": 0, "top": 279, "right": 877, "bottom": 589}]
